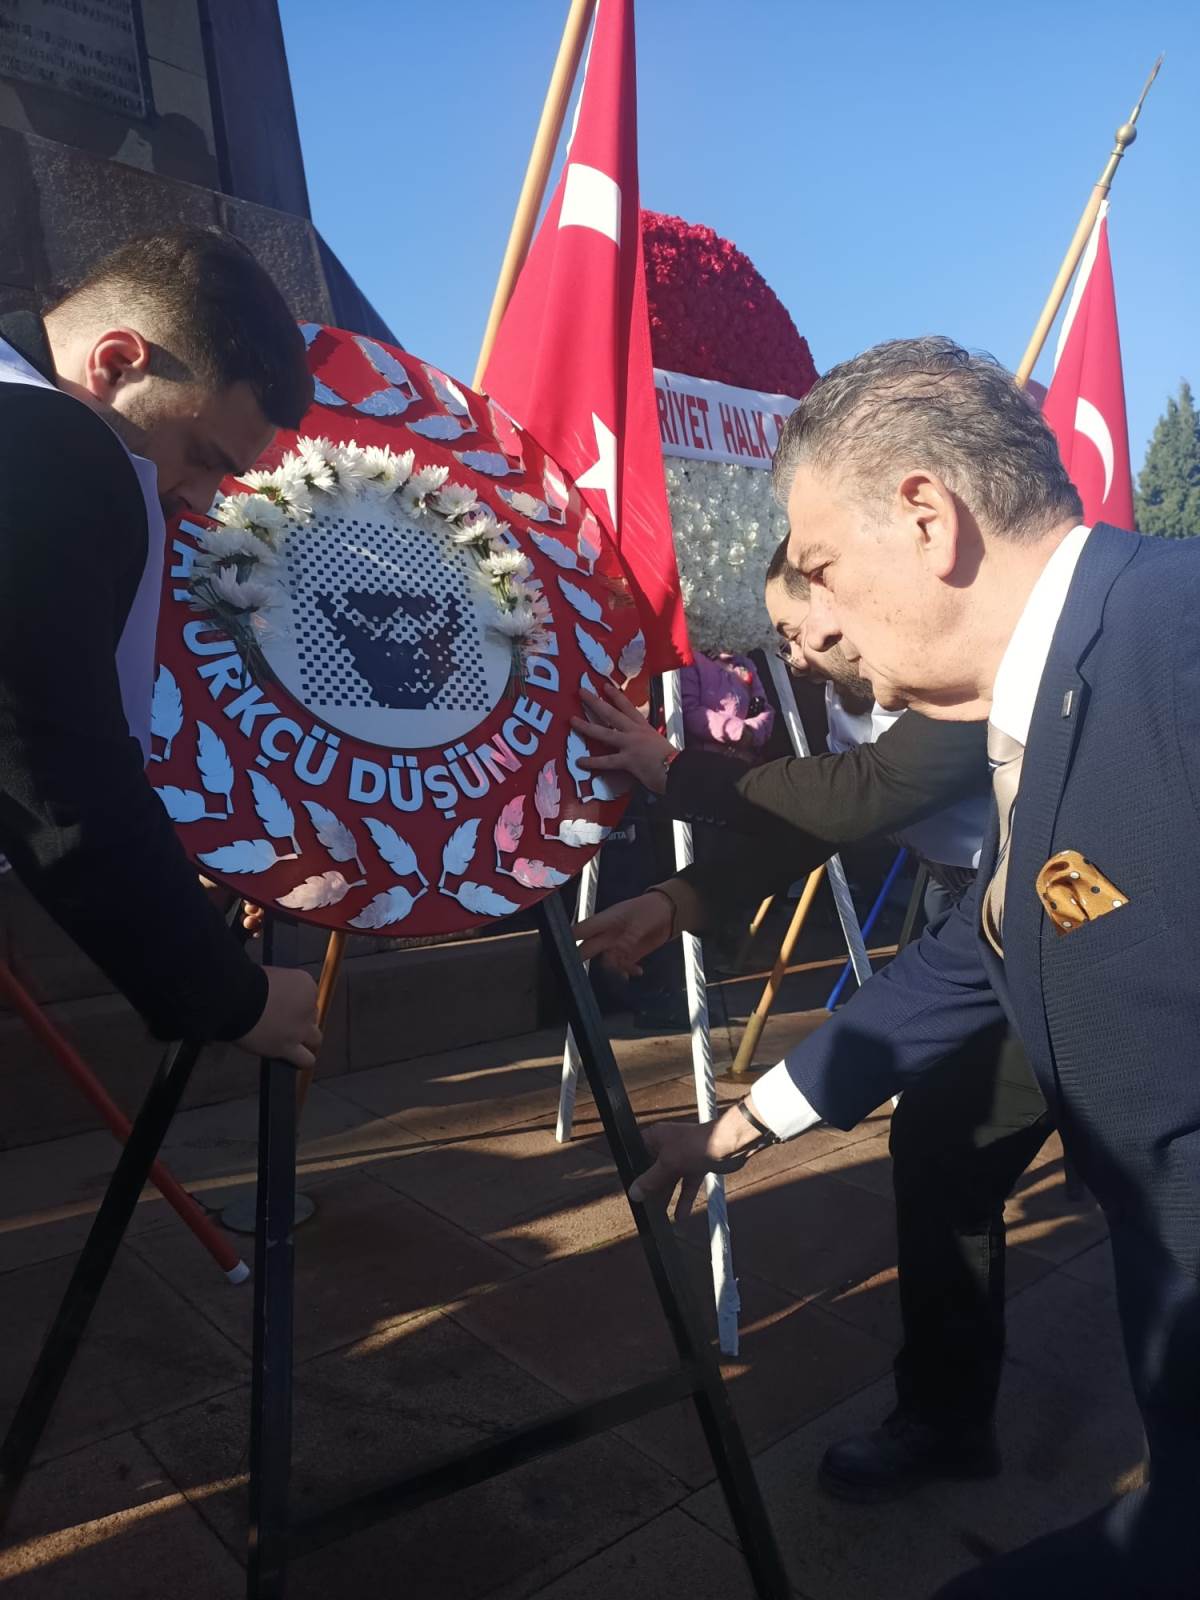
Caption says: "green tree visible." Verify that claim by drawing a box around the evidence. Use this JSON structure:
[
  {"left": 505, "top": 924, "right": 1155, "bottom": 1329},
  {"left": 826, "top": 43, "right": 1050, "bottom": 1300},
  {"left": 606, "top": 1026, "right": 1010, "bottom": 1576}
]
[{"left": 1136, "top": 381, "right": 1200, "bottom": 538}]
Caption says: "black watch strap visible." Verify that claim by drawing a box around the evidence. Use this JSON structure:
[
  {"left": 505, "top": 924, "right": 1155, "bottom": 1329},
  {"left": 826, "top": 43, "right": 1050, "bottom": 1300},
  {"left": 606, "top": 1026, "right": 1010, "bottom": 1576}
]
[{"left": 735, "top": 1099, "right": 780, "bottom": 1145}]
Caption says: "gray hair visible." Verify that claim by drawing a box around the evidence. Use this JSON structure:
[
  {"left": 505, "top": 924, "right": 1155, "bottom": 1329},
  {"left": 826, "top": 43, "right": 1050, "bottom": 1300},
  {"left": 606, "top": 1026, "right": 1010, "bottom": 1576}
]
[{"left": 772, "top": 336, "right": 1082, "bottom": 541}]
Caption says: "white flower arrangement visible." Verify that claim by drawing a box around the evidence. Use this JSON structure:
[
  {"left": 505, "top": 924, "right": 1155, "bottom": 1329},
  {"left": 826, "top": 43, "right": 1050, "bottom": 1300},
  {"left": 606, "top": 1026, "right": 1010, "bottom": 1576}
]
[
  {"left": 664, "top": 457, "right": 789, "bottom": 656},
  {"left": 191, "top": 437, "right": 550, "bottom": 689}
]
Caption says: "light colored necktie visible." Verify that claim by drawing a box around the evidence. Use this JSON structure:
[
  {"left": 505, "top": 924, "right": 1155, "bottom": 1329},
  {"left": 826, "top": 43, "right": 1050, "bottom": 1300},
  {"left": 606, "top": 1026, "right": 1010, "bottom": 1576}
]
[{"left": 981, "top": 726, "right": 1024, "bottom": 956}]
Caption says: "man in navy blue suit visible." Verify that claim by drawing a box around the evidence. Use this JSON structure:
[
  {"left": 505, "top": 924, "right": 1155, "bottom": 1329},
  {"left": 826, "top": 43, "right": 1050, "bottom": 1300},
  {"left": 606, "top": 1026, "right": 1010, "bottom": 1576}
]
[{"left": 628, "top": 337, "right": 1199, "bottom": 1596}]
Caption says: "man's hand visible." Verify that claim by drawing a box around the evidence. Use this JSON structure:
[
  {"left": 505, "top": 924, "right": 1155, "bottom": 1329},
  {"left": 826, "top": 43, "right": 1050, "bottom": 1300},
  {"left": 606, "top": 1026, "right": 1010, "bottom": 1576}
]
[
  {"left": 200, "top": 876, "right": 264, "bottom": 936},
  {"left": 234, "top": 967, "right": 321, "bottom": 1070},
  {"left": 575, "top": 891, "right": 674, "bottom": 977},
  {"left": 630, "top": 1101, "right": 764, "bottom": 1222},
  {"left": 572, "top": 683, "right": 676, "bottom": 795}
]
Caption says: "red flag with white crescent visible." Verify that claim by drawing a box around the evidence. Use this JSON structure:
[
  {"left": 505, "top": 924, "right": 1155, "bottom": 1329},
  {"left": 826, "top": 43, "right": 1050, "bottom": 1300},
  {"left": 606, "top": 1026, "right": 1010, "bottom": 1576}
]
[
  {"left": 1042, "top": 203, "right": 1135, "bottom": 530},
  {"left": 483, "top": 0, "right": 691, "bottom": 671}
]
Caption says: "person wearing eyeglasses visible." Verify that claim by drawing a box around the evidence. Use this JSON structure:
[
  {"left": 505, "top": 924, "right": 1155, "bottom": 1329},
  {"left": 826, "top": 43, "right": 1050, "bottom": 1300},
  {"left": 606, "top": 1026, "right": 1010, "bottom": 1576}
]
[{"left": 573, "top": 536, "right": 1056, "bottom": 1504}]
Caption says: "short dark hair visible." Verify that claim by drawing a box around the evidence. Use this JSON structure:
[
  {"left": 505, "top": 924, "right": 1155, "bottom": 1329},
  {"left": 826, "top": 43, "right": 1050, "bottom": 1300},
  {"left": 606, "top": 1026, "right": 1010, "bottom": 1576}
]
[
  {"left": 51, "top": 226, "right": 313, "bottom": 429},
  {"left": 772, "top": 336, "right": 1082, "bottom": 542},
  {"left": 765, "top": 534, "right": 808, "bottom": 599}
]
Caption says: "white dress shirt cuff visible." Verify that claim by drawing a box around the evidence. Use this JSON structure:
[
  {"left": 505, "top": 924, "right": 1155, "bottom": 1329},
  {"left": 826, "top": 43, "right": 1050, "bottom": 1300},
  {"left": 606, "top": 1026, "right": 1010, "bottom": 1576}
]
[{"left": 750, "top": 1060, "right": 824, "bottom": 1140}]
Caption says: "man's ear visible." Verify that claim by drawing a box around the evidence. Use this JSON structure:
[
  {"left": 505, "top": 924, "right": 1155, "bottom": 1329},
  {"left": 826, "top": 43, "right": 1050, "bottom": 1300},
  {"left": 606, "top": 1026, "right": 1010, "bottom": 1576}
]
[
  {"left": 896, "top": 470, "right": 959, "bottom": 580},
  {"left": 83, "top": 329, "right": 151, "bottom": 402}
]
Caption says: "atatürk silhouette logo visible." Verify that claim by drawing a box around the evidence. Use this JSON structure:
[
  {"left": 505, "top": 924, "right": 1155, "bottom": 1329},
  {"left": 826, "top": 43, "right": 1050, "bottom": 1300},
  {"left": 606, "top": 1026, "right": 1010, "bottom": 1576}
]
[{"left": 315, "top": 588, "right": 462, "bottom": 709}]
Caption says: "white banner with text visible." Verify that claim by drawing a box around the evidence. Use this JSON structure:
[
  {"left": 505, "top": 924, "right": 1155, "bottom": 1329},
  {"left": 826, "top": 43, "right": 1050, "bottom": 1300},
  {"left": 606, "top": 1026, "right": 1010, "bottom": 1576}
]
[{"left": 653, "top": 368, "right": 803, "bottom": 470}]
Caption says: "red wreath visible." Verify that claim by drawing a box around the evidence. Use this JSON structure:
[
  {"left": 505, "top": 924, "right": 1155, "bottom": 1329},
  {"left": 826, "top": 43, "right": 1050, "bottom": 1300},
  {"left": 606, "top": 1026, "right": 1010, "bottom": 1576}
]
[{"left": 642, "top": 210, "right": 817, "bottom": 398}]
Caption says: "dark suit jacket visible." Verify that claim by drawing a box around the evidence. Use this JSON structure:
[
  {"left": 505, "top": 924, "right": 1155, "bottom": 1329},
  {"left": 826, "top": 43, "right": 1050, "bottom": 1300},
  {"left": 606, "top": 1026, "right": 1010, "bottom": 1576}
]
[
  {"left": 666, "top": 706, "right": 990, "bottom": 922},
  {"left": 0, "top": 326, "right": 267, "bottom": 1042},
  {"left": 784, "top": 524, "right": 1200, "bottom": 1275}
]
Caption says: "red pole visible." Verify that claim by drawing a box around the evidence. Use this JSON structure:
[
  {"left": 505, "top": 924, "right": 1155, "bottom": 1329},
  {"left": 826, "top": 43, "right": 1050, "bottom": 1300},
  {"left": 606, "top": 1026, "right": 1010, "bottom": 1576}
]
[{"left": 0, "top": 960, "right": 248, "bottom": 1283}]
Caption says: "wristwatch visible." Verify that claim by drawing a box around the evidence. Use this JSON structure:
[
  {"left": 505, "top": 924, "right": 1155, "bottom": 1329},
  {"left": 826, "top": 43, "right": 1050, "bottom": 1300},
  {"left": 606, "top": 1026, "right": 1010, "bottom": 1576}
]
[{"left": 710, "top": 1099, "right": 782, "bottom": 1173}]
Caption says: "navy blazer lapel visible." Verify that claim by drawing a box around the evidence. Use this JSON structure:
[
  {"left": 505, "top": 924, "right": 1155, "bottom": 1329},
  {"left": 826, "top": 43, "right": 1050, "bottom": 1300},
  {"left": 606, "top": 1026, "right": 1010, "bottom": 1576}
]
[{"left": 1001, "top": 525, "right": 1141, "bottom": 1004}]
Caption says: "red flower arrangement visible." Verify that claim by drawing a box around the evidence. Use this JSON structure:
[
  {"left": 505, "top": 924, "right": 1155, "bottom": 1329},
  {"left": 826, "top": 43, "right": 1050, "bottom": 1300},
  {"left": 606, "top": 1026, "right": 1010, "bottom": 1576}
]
[{"left": 642, "top": 210, "right": 818, "bottom": 398}]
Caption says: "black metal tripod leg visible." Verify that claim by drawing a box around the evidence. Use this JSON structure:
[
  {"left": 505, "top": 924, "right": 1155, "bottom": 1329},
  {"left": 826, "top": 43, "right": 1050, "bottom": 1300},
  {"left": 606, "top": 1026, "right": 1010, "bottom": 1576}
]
[
  {"left": 0, "top": 1034, "right": 205, "bottom": 1525},
  {"left": 246, "top": 918, "right": 300, "bottom": 1599},
  {"left": 535, "top": 893, "right": 790, "bottom": 1599}
]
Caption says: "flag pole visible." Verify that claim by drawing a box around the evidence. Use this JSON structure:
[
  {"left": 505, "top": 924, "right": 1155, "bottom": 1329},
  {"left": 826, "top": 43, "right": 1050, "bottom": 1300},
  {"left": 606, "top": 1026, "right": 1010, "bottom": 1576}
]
[
  {"left": 1014, "top": 54, "right": 1162, "bottom": 389},
  {"left": 299, "top": 0, "right": 599, "bottom": 1112},
  {"left": 473, "top": 0, "right": 598, "bottom": 388}
]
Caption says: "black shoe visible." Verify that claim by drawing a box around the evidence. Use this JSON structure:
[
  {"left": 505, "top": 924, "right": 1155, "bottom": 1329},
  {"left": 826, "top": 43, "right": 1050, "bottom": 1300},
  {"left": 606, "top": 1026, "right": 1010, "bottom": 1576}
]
[{"left": 818, "top": 1410, "right": 1000, "bottom": 1503}]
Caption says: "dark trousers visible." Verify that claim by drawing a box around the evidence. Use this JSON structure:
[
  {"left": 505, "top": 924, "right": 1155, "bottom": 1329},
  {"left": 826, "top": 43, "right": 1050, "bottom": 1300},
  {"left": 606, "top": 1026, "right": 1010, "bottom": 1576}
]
[{"left": 889, "top": 1023, "right": 1054, "bottom": 1426}]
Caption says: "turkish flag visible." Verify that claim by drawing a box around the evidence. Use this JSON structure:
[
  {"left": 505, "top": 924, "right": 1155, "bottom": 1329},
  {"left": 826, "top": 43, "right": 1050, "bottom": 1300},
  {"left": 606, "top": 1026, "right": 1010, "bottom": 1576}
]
[
  {"left": 1042, "top": 203, "right": 1135, "bottom": 530},
  {"left": 483, "top": 0, "right": 691, "bottom": 671}
]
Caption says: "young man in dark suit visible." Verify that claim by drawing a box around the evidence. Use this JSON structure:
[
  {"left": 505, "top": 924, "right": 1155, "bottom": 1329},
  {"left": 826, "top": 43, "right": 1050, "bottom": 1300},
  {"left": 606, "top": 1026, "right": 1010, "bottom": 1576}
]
[
  {"left": 627, "top": 337, "right": 1198, "bottom": 1596},
  {"left": 0, "top": 227, "right": 320, "bottom": 1068}
]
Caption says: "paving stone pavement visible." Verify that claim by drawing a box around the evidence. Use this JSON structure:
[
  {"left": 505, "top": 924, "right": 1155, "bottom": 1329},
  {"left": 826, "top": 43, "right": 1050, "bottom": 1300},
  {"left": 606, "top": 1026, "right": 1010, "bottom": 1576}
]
[{"left": 0, "top": 1003, "right": 1140, "bottom": 1598}]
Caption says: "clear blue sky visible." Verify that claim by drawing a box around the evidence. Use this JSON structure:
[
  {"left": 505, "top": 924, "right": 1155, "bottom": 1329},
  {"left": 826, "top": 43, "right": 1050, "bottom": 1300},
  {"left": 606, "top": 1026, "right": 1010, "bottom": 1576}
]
[{"left": 280, "top": 0, "right": 1197, "bottom": 472}]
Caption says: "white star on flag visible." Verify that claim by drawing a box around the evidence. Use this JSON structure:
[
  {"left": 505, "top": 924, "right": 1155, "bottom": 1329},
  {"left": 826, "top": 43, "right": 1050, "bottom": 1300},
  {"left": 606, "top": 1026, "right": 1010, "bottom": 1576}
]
[{"left": 574, "top": 413, "right": 618, "bottom": 530}]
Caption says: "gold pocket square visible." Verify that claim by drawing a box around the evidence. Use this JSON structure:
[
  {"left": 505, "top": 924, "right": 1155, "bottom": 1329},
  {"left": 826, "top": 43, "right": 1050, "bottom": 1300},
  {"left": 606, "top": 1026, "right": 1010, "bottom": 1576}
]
[{"left": 1036, "top": 850, "right": 1129, "bottom": 936}]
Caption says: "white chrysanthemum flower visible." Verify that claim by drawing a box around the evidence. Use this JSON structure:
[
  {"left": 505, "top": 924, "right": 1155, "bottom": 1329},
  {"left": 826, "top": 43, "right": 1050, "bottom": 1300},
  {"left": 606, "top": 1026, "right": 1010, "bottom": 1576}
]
[
  {"left": 198, "top": 524, "right": 279, "bottom": 566},
  {"left": 481, "top": 549, "right": 530, "bottom": 579},
  {"left": 357, "top": 445, "right": 404, "bottom": 497},
  {"left": 434, "top": 482, "right": 478, "bottom": 520},
  {"left": 215, "top": 492, "right": 288, "bottom": 543},
  {"left": 490, "top": 602, "right": 540, "bottom": 638},
  {"left": 293, "top": 437, "right": 336, "bottom": 492},
  {"left": 327, "top": 441, "right": 373, "bottom": 494},
  {"left": 404, "top": 464, "right": 451, "bottom": 503},
  {"left": 240, "top": 466, "right": 288, "bottom": 498},
  {"left": 207, "top": 566, "right": 279, "bottom": 613},
  {"left": 271, "top": 462, "right": 315, "bottom": 519}
]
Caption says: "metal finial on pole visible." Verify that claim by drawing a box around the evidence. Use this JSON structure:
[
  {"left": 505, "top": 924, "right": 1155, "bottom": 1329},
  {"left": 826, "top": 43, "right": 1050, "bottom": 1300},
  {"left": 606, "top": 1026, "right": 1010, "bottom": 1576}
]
[{"left": 1014, "top": 55, "right": 1164, "bottom": 390}]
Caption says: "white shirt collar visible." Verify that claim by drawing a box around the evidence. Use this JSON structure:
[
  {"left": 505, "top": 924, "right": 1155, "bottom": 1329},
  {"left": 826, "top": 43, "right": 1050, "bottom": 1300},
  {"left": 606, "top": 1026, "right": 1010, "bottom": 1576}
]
[{"left": 989, "top": 525, "right": 1091, "bottom": 748}]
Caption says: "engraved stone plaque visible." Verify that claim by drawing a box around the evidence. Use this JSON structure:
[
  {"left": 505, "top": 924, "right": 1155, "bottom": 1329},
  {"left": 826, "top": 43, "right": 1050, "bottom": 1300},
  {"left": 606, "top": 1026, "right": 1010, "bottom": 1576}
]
[{"left": 0, "top": 0, "right": 148, "bottom": 118}]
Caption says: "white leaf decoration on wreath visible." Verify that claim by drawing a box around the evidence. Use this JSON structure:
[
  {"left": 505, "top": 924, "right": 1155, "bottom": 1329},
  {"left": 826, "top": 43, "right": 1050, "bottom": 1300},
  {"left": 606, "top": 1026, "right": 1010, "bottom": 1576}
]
[
  {"left": 409, "top": 413, "right": 467, "bottom": 442},
  {"left": 313, "top": 378, "right": 347, "bottom": 408},
  {"left": 498, "top": 488, "right": 550, "bottom": 523},
  {"left": 357, "top": 387, "right": 415, "bottom": 418},
  {"left": 574, "top": 625, "right": 614, "bottom": 679},
  {"left": 558, "top": 576, "right": 609, "bottom": 629},
  {"left": 150, "top": 666, "right": 183, "bottom": 760},
  {"left": 529, "top": 530, "right": 578, "bottom": 570},
  {"left": 493, "top": 795, "right": 526, "bottom": 856},
  {"left": 277, "top": 871, "right": 352, "bottom": 911},
  {"left": 364, "top": 817, "right": 420, "bottom": 878},
  {"left": 441, "top": 818, "right": 480, "bottom": 878},
  {"left": 423, "top": 363, "right": 472, "bottom": 418},
  {"left": 453, "top": 881, "right": 520, "bottom": 917},
  {"left": 155, "top": 785, "right": 214, "bottom": 823},
  {"left": 535, "top": 761, "right": 561, "bottom": 824},
  {"left": 199, "top": 838, "right": 293, "bottom": 874},
  {"left": 510, "top": 858, "right": 570, "bottom": 890},
  {"left": 349, "top": 884, "right": 418, "bottom": 930},
  {"left": 248, "top": 770, "right": 297, "bottom": 847},
  {"left": 354, "top": 336, "right": 410, "bottom": 385},
  {"left": 353, "top": 337, "right": 419, "bottom": 416},
  {"left": 566, "top": 730, "right": 591, "bottom": 796},
  {"left": 455, "top": 449, "right": 514, "bottom": 478},
  {"left": 302, "top": 800, "right": 362, "bottom": 867},
  {"left": 577, "top": 510, "right": 603, "bottom": 572},
  {"left": 486, "top": 398, "right": 524, "bottom": 464},
  {"left": 556, "top": 819, "right": 611, "bottom": 848},
  {"left": 587, "top": 770, "right": 626, "bottom": 803},
  {"left": 542, "top": 462, "right": 569, "bottom": 523},
  {"left": 196, "top": 723, "right": 235, "bottom": 815},
  {"left": 618, "top": 630, "right": 646, "bottom": 681},
  {"left": 578, "top": 672, "right": 602, "bottom": 721}
]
